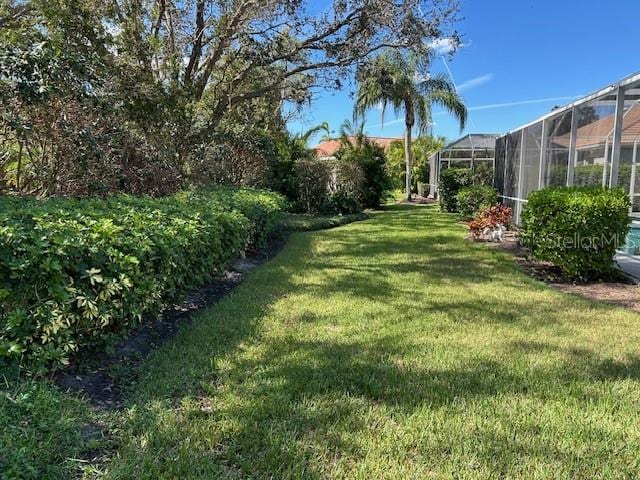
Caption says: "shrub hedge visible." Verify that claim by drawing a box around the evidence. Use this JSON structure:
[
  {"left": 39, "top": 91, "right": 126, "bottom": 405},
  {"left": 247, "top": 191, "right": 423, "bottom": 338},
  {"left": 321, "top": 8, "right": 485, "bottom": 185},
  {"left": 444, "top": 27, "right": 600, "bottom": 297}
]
[
  {"left": 456, "top": 186, "right": 498, "bottom": 219},
  {"left": 521, "top": 187, "right": 630, "bottom": 279},
  {"left": 0, "top": 187, "right": 286, "bottom": 373},
  {"left": 439, "top": 168, "right": 472, "bottom": 212}
]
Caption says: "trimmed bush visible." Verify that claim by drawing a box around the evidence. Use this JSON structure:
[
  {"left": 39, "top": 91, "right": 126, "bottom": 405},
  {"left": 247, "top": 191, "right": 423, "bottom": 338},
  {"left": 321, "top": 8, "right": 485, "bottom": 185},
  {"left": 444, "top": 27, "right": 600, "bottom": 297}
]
[
  {"left": 0, "top": 187, "right": 286, "bottom": 373},
  {"left": 521, "top": 187, "right": 630, "bottom": 279},
  {"left": 439, "top": 168, "right": 472, "bottom": 212},
  {"left": 456, "top": 186, "right": 498, "bottom": 219}
]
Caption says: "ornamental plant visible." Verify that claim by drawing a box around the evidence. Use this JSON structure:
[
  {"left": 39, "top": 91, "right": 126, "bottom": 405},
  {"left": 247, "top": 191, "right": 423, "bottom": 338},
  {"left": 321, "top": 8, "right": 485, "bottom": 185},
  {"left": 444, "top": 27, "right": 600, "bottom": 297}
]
[
  {"left": 521, "top": 187, "right": 630, "bottom": 279},
  {"left": 438, "top": 168, "right": 472, "bottom": 212},
  {"left": 468, "top": 205, "right": 512, "bottom": 239},
  {"left": 456, "top": 185, "right": 498, "bottom": 219},
  {"left": 0, "top": 187, "right": 286, "bottom": 373}
]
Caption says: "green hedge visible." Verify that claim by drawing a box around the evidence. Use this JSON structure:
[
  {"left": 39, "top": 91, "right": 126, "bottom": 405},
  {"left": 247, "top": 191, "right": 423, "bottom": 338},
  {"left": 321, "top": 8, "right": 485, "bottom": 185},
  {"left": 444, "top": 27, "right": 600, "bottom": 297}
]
[
  {"left": 456, "top": 186, "right": 498, "bottom": 219},
  {"left": 439, "top": 168, "right": 472, "bottom": 212},
  {"left": 0, "top": 187, "right": 286, "bottom": 373},
  {"left": 521, "top": 187, "right": 630, "bottom": 279}
]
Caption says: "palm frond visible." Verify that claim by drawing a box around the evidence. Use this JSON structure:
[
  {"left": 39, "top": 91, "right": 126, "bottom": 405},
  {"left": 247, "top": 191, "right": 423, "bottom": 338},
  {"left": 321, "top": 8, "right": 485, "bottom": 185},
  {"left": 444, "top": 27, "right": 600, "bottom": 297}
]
[{"left": 427, "top": 89, "right": 467, "bottom": 132}]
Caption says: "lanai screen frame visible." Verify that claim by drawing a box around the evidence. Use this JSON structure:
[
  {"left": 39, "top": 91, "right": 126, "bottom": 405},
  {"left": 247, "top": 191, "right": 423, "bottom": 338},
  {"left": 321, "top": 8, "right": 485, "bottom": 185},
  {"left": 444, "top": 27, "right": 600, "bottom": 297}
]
[
  {"left": 494, "top": 71, "right": 640, "bottom": 224},
  {"left": 427, "top": 135, "right": 498, "bottom": 197}
]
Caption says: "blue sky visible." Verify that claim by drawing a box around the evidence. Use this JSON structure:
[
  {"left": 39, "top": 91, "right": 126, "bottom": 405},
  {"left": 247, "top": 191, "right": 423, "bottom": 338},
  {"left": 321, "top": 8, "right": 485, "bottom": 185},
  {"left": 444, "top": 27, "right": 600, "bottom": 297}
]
[{"left": 288, "top": 0, "right": 640, "bottom": 145}]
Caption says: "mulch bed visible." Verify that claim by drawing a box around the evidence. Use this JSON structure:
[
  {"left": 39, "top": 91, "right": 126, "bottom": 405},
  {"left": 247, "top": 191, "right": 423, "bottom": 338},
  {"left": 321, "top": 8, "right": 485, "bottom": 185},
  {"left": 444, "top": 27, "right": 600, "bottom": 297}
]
[{"left": 472, "top": 231, "right": 640, "bottom": 313}]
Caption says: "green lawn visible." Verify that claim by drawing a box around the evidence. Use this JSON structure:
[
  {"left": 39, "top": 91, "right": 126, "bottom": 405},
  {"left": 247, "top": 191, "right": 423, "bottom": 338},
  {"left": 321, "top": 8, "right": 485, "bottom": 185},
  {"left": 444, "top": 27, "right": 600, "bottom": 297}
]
[{"left": 4, "top": 204, "right": 640, "bottom": 479}]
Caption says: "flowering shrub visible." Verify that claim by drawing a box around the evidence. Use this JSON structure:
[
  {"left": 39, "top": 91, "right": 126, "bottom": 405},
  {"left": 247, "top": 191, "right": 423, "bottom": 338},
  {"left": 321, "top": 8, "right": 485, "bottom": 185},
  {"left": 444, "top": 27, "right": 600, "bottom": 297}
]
[
  {"left": 0, "top": 187, "right": 286, "bottom": 373},
  {"left": 469, "top": 205, "right": 512, "bottom": 239}
]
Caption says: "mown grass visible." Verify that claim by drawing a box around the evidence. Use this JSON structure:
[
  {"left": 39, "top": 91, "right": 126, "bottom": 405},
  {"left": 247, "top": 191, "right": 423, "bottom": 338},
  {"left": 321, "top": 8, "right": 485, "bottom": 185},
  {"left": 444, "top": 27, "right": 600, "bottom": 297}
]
[
  {"left": 3, "top": 204, "right": 640, "bottom": 479},
  {"left": 105, "top": 204, "right": 640, "bottom": 478},
  {"left": 0, "top": 381, "right": 94, "bottom": 479},
  {"left": 281, "top": 212, "right": 368, "bottom": 232}
]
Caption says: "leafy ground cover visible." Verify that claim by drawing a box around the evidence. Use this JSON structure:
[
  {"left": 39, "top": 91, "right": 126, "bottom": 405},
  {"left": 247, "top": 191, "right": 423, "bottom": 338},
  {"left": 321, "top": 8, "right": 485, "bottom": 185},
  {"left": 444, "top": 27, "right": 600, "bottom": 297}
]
[{"left": 3, "top": 204, "right": 640, "bottom": 479}]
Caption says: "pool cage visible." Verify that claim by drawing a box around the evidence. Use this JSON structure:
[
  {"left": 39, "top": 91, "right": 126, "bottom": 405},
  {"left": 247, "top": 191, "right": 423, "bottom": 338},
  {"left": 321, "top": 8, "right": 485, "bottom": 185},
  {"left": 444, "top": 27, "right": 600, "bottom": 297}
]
[
  {"left": 494, "top": 72, "right": 640, "bottom": 226},
  {"left": 428, "top": 134, "right": 500, "bottom": 197}
]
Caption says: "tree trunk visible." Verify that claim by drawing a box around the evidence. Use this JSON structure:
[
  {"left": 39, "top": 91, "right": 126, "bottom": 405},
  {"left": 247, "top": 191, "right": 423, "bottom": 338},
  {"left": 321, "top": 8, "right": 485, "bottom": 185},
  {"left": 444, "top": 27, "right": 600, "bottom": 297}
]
[{"left": 404, "top": 124, "right": 413, "bottom": 201}]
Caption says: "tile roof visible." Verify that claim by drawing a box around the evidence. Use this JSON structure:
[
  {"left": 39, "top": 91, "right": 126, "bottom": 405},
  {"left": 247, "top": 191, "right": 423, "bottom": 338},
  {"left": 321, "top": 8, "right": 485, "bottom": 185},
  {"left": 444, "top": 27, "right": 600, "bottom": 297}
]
[
  {"left": 553, "top": 105, "right": 640, "bottom": 149},
  {"left": 312, "top": 136, "right": 401, "bottom": 158}
]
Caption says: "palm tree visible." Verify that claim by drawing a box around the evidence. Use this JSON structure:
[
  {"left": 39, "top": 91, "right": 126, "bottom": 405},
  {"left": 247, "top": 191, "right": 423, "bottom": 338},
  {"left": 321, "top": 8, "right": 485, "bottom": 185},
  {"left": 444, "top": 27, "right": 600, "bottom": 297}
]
[
  {"left": 354, "top": 50, "right": 467, "bottom": 201},
  {"left": 291, "top": 122, "right": 330, "bottom": 160},
  {"left": 336, "top": 119, "right": 367, "bottom": 151}
]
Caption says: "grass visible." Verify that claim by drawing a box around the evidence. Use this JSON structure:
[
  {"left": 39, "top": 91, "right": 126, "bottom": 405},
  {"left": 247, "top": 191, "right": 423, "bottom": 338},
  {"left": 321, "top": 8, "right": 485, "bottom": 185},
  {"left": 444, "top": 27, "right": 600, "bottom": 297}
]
[
  {"left": 280, "top": 212, "right": 368, "bottom": 232},
  {"left": 0, "top": 381, "right": 95, "bottom": 479},
  {"left": 3, "top": 204, "right": 640, "bottom": 479}
]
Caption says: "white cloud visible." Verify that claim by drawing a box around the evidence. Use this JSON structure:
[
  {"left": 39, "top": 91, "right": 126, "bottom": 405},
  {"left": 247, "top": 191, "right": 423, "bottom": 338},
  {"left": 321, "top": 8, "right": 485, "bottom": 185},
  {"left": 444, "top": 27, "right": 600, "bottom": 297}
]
[
  {"left": 429, "top": 37, "right": 463, "bottom": 55},
  {"left": 457, "top": 74, "right": 493, "bottom": 93}
]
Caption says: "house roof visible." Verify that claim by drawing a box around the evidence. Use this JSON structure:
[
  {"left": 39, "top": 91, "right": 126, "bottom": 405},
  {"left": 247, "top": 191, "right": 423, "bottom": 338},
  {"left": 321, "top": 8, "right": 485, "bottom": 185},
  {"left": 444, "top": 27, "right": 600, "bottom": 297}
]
[
  {"left": 442, "top": 134, "right": 501, "bottom": 151},
  {"left": 312, "top": 136, "right": 401, "bottom": 158},
  {"left": 552, "top": 105, "right": 640, "bottom": 149}
]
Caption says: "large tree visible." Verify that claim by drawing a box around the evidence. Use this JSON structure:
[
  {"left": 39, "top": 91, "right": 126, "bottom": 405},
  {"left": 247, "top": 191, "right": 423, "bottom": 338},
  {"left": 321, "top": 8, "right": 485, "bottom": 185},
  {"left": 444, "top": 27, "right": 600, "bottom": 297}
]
[
  {"left": 107, "top": 0, "right": 462, "bottom": 128},
  {"left": 0, "top": 0, "right": 462, "bottom": 196},
  {"left": 354, "top": 50, "right": 466, "bottom": 201}
]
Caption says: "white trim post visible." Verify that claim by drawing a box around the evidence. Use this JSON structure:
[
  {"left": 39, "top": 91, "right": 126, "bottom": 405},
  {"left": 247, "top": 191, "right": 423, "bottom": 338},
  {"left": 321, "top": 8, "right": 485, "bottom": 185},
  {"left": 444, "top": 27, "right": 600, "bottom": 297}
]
[
  {"left": 539, "top": 119, "right": 547, "bottom": 189},
  {"left": 567, "top": 106, "right": 578, "bottom": 186},
  {"left": 610, "top": 85, "right": 625, "bottom": 187},
  {"left": 631, "top": 140, "right": 638, "bottom": 213},
  {"left": 515, "top": 129, "right": 526, "bottom": 223},
  {"left": 602, "top": 138, "right": 610, "bottom": 187}
]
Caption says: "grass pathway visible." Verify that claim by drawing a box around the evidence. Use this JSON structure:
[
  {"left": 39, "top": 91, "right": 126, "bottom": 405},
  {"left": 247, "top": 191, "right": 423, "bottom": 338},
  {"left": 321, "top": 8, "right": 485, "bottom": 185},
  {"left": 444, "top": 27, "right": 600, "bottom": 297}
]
[
  {"left": 103, "top": 204, "right": 640, "bottom": 479},
  {"left": 4, "top": 204, "right": 640, "bottom": 479}
]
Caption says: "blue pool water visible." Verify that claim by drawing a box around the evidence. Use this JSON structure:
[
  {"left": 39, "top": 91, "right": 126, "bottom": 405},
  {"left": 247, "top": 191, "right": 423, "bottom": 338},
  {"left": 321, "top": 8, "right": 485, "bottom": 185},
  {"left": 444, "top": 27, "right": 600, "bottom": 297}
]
[{"left": 622, "top": 226, "right": 640, "bottom": 255}]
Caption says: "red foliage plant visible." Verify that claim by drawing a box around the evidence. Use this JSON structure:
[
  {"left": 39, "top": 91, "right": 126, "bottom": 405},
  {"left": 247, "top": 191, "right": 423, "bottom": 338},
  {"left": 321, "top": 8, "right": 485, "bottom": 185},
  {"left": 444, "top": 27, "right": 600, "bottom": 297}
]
[{"left": 468, "top": 204, "right": 512, "bottom": 238}]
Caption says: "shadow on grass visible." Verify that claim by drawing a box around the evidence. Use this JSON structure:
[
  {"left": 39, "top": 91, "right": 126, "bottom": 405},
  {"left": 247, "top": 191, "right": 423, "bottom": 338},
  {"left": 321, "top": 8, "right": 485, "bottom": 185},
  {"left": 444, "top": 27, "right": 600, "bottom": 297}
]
[{"left": 105, "top": 204, "right": 640, "bottom": 478}]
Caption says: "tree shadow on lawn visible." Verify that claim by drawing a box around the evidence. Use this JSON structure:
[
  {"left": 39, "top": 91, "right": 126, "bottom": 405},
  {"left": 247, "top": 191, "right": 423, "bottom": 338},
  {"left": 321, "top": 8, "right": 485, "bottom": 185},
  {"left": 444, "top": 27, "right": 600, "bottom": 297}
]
[
  {"left": 115, "top": 331, "right": 640, "bottom": 477},
  {"left": 107, "top": 204, "right": 640, "bottom": 478}
]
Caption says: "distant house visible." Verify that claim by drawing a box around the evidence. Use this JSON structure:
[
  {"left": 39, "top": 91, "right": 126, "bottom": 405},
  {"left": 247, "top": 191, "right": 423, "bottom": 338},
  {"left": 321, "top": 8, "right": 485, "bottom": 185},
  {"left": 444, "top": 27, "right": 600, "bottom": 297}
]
[{"left": 312, "top": 136, "right": 401, "bottom": 160}]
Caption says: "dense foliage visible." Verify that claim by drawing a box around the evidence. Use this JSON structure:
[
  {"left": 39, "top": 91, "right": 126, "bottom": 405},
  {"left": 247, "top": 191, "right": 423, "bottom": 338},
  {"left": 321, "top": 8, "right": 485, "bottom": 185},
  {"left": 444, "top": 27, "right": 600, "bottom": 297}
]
[
  {"left": 0, "top": 0, "right": 460, "bottom": 197},
  {"left": 468, "top": 204, "right": 512, "bottom": 239},
  {"left": 0, "top": 187, "right": 286, "bottom": 372},
  {"left": 335, "top": 123, "right": 392, "bottom": 209},
  {"left": 456, "top": 185, "right": 498, "bottom": 219},
  {"left": 386, "top": 136, "right": 445, "bottom": 191},
  {"left": 293, "top": 159, "right": 332, "bottom": 214},
  {"left": 521, "top": 187, "right": 630, "bottom": 279},
  {"left": 472, "top": 162, "right": 494, "bottom": 187},
  {"left": 438, "top": 168, "right": 472, "bottom": 212}
]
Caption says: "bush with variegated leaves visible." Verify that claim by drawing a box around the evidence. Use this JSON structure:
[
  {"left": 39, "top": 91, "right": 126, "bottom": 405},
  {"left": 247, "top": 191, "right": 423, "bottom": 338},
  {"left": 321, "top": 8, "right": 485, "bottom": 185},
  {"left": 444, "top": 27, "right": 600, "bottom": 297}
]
[{"left": 0, "top": 187, "right": 285, "bottom": 373}]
